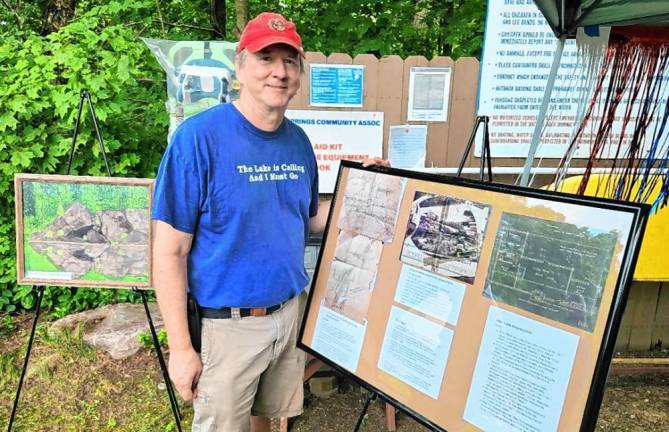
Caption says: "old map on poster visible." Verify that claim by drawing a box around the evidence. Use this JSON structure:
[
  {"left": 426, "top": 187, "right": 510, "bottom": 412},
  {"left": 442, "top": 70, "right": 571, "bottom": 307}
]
[
  {"left": 484, "top": 213, "right": 618, "bottom": 331},
  {"left": 338, "top": 170, "right": 404, "bottom": 243},
  {"left": 324, "top": 231, "right": 383, "bottom": 323}
]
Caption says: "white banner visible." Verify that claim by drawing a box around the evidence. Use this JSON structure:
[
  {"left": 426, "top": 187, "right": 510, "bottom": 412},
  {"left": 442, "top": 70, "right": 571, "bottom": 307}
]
[
  {"left": 478, "top": 0, "right": 669, "bottom": 159},
  {"left": 286, "top": 110, "right": 383, "bottom": 193}
]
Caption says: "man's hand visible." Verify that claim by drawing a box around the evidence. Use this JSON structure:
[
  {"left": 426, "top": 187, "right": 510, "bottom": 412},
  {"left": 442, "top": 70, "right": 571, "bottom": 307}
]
[
  {"left": 169, "top": 347, "right": 203, "bottom": 401},
  {"left": 362, "top": 157, "right": 391, "bottom": 168}
]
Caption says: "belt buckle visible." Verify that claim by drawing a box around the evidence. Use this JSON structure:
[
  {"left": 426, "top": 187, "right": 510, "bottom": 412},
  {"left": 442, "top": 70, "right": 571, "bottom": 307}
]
[{"left": 250, "top": 307, "right": 267, "bottom": 317}]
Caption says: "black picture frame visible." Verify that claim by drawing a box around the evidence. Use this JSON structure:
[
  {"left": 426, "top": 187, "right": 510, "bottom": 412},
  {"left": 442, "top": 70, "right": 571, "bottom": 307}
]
[{"left": 298, "top": 160, "right": 649, "bottom": 432}]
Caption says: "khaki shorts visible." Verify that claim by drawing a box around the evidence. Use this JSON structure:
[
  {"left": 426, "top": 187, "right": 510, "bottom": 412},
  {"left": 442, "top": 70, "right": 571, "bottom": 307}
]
[{"left": 192, "top": 292, "right": 306, "bottom": 432}]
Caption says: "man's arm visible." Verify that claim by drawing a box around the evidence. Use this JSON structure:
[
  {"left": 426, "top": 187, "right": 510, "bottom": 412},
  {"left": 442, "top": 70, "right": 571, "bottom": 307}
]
[
  {"left": 152, "top": 220, "right": 202, "bottom": 401},
  {"left": 309, "top": 200, "right": 331, "bottom": 234}
]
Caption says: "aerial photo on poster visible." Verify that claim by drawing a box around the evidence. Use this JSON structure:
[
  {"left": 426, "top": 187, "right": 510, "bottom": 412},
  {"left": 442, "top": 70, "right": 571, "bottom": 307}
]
[
  {"left": 483, "top": 199, "right": 633, "bottom": 331},
  {"left": 401, "top": 192, "right": 491, "bottom": 284}
]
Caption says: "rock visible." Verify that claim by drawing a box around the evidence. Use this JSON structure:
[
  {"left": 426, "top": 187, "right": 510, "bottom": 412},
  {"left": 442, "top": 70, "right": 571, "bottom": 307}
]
[
  {"left": 50, "top": 302, "right": 163, "bottom": 360},
  {"left": 94, "top": 244, "right": 148, "bottom": 278},
  {"left": 126, "top": 209, "right": 149, "bottom": 234},
  {"left": 29, "top": 203, "right": 149, "bottom": 279},
  {"left": 62, "top": 203, "right": 94, "bottom": 232},
  {"left": 100, "top": 210, "right": 135, "bottom": 242},
  {"left": 308, "top": 375, "right": 338, "bottom": 398}
]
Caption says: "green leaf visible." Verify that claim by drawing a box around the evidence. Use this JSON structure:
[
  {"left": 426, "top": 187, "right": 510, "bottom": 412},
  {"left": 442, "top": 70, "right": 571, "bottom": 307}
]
[
  {"left": 20, "top": 293, "right": 35, "bottom": 309},
  {"left": 0, "top": 113, "right": 17, "bottom": 132},
  {"left": 117, "top": 56, "right": 130, "bottom": 82},
  {"left": 11, "top": 149, "right": 33, "bottom": 167}
]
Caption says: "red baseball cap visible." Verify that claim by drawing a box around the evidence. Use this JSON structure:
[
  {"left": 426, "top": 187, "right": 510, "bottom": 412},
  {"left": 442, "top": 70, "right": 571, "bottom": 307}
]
[{"left": 237, "top": 12, "right": 305, "bottom": 57}]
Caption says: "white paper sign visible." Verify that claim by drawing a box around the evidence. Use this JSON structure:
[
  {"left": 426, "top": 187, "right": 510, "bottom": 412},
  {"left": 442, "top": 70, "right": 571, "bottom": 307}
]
[
  {"left": 464, "top": 306, "right": 579, "bottom": 432},
  {"left": 388, "top": 125, "right": 427, "bottom": 169},
  {"left": 408, "top": 67, "right": 451, "bottom": 122},
  {"left": 286, "top": 110, "right": 383, "bottom": 193},
  {"left": 477, "top": 0, "right": 668, "bottom": 158},
  {"left": 312, "top": 303, "right": 367, "bottom": 372},
  {"left": 378, "top": 306, "right": 454, "bottom": 399}
]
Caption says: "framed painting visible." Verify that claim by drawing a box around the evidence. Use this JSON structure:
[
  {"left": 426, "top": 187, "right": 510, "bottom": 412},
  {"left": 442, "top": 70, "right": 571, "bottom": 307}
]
[{"left": 15, "top": 174, "right": 154, "bottom": 289}]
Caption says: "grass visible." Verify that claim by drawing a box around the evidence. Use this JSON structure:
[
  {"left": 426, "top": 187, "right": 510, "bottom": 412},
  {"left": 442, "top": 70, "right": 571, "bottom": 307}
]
[
  {"left": 23, "top": 243, "right": 60, "bottom": 273},
  {"left": 0, "top": 314, "right": 192, "bottom": 431},
  {"left": 79, "top": 271, "right": 148, "bottom": 283},
  {"left": 2, "top": 311, "right": 666, "bottom": 432}
]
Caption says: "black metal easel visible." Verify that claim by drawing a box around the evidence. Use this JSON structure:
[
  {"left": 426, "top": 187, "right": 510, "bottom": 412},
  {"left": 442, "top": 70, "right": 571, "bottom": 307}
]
[
  {"left": 7, "top": 90, "right": 182, "bottom": 432},
  {"left": 353, "top": 391, "right": 377, "bottom": 431},
  {"left": 351, "top": 116, "right": 493, "bottom": 432},
  {"left": 457, "top": 115, "right": 493, "bottom": 182}
]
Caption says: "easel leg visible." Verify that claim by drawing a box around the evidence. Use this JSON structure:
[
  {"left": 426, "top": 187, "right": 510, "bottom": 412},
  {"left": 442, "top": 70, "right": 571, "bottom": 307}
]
[
  {"left": 136, "top": 288, "right": 183, "bottom": 432},
  {"left": 353, "top": 391, "right": 377, "bottom": 432},
  {"left": 457, "top": 115, "right": 493, "bottom": 182},
  {"left": 7, "top": 286, "right": 44, "bottom": 432}
]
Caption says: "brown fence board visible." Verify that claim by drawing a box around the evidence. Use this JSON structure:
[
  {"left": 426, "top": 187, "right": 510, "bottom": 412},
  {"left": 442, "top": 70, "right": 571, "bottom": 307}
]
[
  {"left": 377, "top": 55, "right": 404, "bottom": 158},
  {"left": 423, "top": 56, "right": 454, "bottom": 167},
  {"left": 290, "top": 51, "right": 327, "bottom": 110},
  {"left": 401, "top": 56, "right": 429, "bottom": 124},
  {"left": 651, "top": 283, "right": 669, "bottom": 348},
  {"left": 446, "top": 57, "right": 480, "bottom": 168},
  {"left": 626, "top": 282, "right": 661, "bottom": 351},
  {"left": 327, "top": 53, "right": 352, "bottom": 65},
  {"left": 354, "top": 54, "right": 378, "bottom": 112}
]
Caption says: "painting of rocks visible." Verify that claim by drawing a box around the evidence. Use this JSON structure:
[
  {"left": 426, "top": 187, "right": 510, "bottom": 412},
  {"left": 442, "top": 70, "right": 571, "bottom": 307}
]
[{"left": 15, "top": 174, "right": 153, "bottom": 288}]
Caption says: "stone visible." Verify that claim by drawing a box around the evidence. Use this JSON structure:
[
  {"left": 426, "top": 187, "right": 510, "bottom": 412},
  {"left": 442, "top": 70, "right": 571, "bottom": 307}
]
[
  {"left": 50, "top": 302, "right": 163, "bottom": 360},
  {"left": 29, "top": 203, "right": 149, "bottom": 279},
  {"left": 126, "top": 209, "right": 149, "bottom": 234},
  {"left": 99, "top": 210, "right": 135, "bottom": 242},
  {"left": 308, "top": 375, "right": 338, "bottom": 398}
]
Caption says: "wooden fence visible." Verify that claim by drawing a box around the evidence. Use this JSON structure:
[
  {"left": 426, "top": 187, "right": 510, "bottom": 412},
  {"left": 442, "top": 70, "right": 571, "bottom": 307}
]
[{"left": 289, "top": 52, "right": 668, "bottom": 352}]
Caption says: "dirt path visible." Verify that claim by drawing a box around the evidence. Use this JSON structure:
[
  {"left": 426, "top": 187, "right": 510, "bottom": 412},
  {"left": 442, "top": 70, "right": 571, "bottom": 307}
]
[
  {"left": 289, "top": 370, "right": 669, "bottom": 431},
  {"left": 1, "top": 312, "right": 667, "bottom": 431}
]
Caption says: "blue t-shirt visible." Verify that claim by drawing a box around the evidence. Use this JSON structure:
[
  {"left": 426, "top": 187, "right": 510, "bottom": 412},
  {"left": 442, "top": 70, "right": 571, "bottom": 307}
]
[{"left": 152, "top": 103, "right": 319, "bottom": 308}]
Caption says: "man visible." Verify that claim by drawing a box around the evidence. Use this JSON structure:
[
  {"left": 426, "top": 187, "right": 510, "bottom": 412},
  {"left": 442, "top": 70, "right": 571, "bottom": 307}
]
[{"left": 152, "top": 12, "right": 386, "bottom": 432}]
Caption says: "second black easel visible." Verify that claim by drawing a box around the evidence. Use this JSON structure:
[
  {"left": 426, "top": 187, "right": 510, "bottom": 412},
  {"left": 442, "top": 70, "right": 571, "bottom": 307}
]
[{"left": 7, "top": 90, "right": 182, "bottom": 432}]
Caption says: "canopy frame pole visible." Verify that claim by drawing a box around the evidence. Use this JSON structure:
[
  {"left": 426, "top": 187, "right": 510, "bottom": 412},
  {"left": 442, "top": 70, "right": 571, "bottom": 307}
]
[{"left": 519, "top": 35, "right": 567, "bottom": 187}]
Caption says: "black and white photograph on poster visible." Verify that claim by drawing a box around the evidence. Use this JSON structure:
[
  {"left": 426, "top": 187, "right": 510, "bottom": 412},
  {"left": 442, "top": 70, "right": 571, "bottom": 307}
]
[
  {"left": 401, "top": 192, "right": 491, "bottom": 284},
  {"left": 483, "top": 201, "right": 633, "bottom": 332}
]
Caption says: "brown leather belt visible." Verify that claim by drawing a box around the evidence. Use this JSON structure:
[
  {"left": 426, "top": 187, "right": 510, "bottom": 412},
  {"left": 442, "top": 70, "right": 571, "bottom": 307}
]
[{"left": 199, "top": 303, "right": 283, "bottom": 319}]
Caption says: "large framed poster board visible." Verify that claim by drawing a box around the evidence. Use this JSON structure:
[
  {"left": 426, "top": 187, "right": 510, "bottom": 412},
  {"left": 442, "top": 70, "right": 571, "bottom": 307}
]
[
  {"left": 298, "top": 161, "right": 648, "bottom": 432},
  {"left": 15, "top": 174, "right": 154, "bottom": 289}
]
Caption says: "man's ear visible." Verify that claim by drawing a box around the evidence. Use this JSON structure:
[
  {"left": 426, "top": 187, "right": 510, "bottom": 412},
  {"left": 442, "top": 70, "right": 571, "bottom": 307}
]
[{"left": 234, "top": 56, "right": 245, "bottom": 87}]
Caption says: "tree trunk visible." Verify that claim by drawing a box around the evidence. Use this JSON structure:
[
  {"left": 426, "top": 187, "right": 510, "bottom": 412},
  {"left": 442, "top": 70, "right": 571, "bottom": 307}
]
[
  {"left": 41, "top": 0, "right": 77, "bottom": 34},
  {"left": 440, "top": 0, "right": 454, "bottom": 57},
  {"left": 234, "top": 0, "right": 249, "bottom": 38},
  {"left": 210, "top": 0, "right": 226, "bottom": 38}
]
